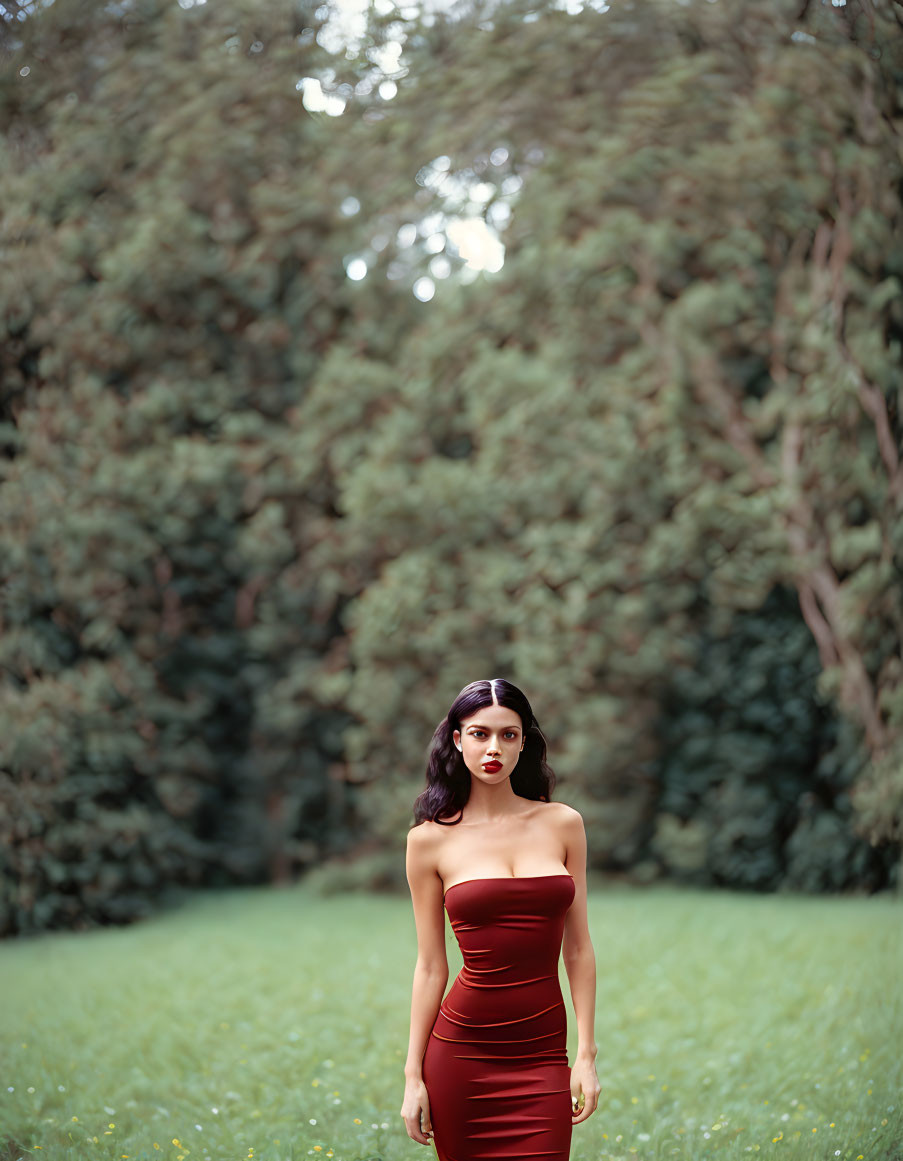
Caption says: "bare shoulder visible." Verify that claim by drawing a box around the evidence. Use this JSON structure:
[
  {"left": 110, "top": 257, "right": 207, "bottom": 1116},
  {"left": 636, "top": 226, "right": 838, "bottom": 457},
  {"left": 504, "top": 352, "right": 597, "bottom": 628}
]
[
  {"left": 545, "top": 800, "right": 584, "bottom": 829},
  {"left": 405, "top": 820, "right": 445, "bottom": 892},
  {"left": 406, "top": 819, "right": 444, "bottom": 865},
  {"left": 407, "top": 819, "right": 444, "bottom": 847},
  {"left": 545, "top": 802, "right": 587, "bottom": 872}
]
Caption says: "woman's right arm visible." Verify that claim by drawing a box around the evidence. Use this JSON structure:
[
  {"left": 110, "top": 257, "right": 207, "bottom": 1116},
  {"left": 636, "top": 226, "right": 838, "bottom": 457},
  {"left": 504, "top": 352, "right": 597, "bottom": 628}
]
[{"left": 400, "top": 823, "right": 448, "bottom": 1146}]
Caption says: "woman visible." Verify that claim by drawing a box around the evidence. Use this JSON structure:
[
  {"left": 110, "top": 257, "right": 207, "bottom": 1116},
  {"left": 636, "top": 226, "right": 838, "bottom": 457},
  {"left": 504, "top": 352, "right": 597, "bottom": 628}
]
[{"left": 400, "top": 677, "right": 601, "bottom": 1161}]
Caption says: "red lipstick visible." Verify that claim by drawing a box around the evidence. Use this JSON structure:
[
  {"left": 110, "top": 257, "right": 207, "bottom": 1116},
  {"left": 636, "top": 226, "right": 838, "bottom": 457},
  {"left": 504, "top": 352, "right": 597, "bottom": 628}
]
[{"left": 482, "top": 761, "right": 503, "bottom": 772}]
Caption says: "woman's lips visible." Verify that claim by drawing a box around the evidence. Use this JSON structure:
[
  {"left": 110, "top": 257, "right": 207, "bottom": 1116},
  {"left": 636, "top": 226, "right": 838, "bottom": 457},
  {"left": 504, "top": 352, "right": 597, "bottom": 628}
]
[{"left": 482, "top": 761, "right": 503, "bottom": 771}]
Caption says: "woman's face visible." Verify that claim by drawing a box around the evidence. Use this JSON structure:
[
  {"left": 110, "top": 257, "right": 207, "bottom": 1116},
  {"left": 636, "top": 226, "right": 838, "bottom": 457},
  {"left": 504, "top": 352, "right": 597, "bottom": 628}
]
[{"left": 453, "top": 703, "right": 525, "bottom": 782}]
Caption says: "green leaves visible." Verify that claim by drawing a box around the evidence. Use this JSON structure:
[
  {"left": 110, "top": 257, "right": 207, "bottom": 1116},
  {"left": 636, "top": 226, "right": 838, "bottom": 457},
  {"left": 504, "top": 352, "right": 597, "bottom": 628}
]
[{"left": 1, "top": 0, "right": 901, "bottom": 931}]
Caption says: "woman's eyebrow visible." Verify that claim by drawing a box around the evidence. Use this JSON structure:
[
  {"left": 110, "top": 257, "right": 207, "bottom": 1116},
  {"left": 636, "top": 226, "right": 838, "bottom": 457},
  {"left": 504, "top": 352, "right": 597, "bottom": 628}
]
[{"left": 466, "top": 723, "right": 521, "bottom": 731}]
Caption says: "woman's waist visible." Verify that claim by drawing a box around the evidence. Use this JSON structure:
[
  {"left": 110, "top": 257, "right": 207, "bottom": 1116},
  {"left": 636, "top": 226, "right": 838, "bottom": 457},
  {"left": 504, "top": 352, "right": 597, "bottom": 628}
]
[
  {"left": 456, "top": 963, "right": 562, "bottom": 986},
  {"left": 432, "top": 982, "right": 567, "bottom": 1044},
  {"left": 443, "top": 970, "right": 564, "bottom": 1010}
]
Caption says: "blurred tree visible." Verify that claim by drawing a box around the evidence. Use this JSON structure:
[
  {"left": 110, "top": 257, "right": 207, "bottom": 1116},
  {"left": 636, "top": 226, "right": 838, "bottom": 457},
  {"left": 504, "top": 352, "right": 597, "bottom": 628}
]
[
  {"left": 311, "top": 0, "right": 903, "bottom": 889},
  {"left": 1, "top": 0, "right": 900, "bottom": 931},
  {"left": 0, "top": 0, "right": 389, "bottom": 932},
  {"left": 652, "top": 588, "right": 894, "bottom": 890}
]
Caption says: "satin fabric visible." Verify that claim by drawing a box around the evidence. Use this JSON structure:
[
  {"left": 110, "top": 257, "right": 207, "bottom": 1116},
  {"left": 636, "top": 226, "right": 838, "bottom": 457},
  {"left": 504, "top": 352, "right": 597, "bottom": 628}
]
[{"left": 422, "top": 874, "right": 575, "bottom": 1161}]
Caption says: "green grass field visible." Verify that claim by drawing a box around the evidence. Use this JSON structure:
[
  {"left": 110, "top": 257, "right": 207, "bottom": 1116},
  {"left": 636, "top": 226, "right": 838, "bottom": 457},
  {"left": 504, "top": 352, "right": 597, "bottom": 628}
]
[{"left": 1, "top": 883, "right": 901, "bottom": 1161}]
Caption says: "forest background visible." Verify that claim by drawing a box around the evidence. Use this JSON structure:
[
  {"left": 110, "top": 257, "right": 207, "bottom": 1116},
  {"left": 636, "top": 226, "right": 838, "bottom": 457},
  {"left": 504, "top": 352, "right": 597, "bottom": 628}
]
[{"left": 1, "top": 0, "right": 902, "bottom": 937}]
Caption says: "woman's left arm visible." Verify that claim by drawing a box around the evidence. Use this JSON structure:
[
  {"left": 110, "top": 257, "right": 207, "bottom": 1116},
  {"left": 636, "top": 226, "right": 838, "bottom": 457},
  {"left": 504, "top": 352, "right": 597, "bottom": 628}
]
[{"left": 559, "top": 803, "right": 601, "bottom": 1126}]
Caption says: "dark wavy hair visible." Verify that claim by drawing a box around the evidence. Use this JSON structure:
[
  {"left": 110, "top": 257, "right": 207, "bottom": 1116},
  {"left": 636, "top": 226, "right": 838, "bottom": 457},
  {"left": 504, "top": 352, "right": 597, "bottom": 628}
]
[{"left": 412, "top": 678, "right": 557, "bottom": 826}]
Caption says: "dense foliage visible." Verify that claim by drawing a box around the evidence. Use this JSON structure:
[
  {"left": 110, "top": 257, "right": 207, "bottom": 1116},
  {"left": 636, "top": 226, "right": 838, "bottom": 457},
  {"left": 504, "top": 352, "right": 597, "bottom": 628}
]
[{"left": 1, "top": 0, "right": 901, "bottom": 933}]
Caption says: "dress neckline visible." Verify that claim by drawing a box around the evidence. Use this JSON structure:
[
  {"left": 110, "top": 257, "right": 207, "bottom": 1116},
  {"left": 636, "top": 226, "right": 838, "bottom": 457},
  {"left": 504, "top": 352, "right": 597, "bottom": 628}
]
[{"left": 443, "top": 872, "right": 573, "bottom": 899}]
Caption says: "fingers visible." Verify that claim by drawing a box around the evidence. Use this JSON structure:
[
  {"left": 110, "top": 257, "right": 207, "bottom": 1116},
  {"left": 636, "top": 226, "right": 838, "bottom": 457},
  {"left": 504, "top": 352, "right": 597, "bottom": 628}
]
[
  {"left": 421, "top": 1099, "right": 434, "bottom": 1145},
  {"left": 402, "top": 1116, "right": 431, "bottom": 1145},
  {"left": 571, "top": 1089, "right": 600, "bottom": 1124},
  {"left": 400, "top": 1108, "right": 434, "bottom": 1146}
]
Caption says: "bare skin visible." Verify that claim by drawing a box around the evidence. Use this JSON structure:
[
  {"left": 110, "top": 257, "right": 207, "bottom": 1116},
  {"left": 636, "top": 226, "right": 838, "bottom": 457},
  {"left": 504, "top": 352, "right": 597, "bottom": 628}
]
[{"left": 400, "top": 696, "right": 602, "bottom": 1149}]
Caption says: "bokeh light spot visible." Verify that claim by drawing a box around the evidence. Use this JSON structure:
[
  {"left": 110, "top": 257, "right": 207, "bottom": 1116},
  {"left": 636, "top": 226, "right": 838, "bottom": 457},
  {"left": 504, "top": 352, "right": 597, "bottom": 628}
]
[{"left": 413, "top": 277, "right": 435, "bottom": 301}]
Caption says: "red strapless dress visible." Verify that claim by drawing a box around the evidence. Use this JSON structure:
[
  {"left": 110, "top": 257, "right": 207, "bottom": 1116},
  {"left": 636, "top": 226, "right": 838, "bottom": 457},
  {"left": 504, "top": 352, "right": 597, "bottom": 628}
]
[{"left": 421, "top": 874, "right": 575, "bottom": 1161}]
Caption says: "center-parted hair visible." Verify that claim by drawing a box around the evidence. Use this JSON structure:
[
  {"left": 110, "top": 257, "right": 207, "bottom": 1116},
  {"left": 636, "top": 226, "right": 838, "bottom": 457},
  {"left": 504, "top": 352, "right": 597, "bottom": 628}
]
[{"left": 411, "top": 678, "right": 557, "bottom": 826}]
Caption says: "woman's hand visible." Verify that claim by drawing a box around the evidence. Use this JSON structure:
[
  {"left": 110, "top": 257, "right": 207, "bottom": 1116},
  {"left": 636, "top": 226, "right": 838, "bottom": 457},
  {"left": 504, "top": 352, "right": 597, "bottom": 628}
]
[
  {"left": 401, "top": 1075, "right": 434, "bottom": 1146},
  {"left": 570, "top": 1056, "right": 601, "bottom": 1125}
]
